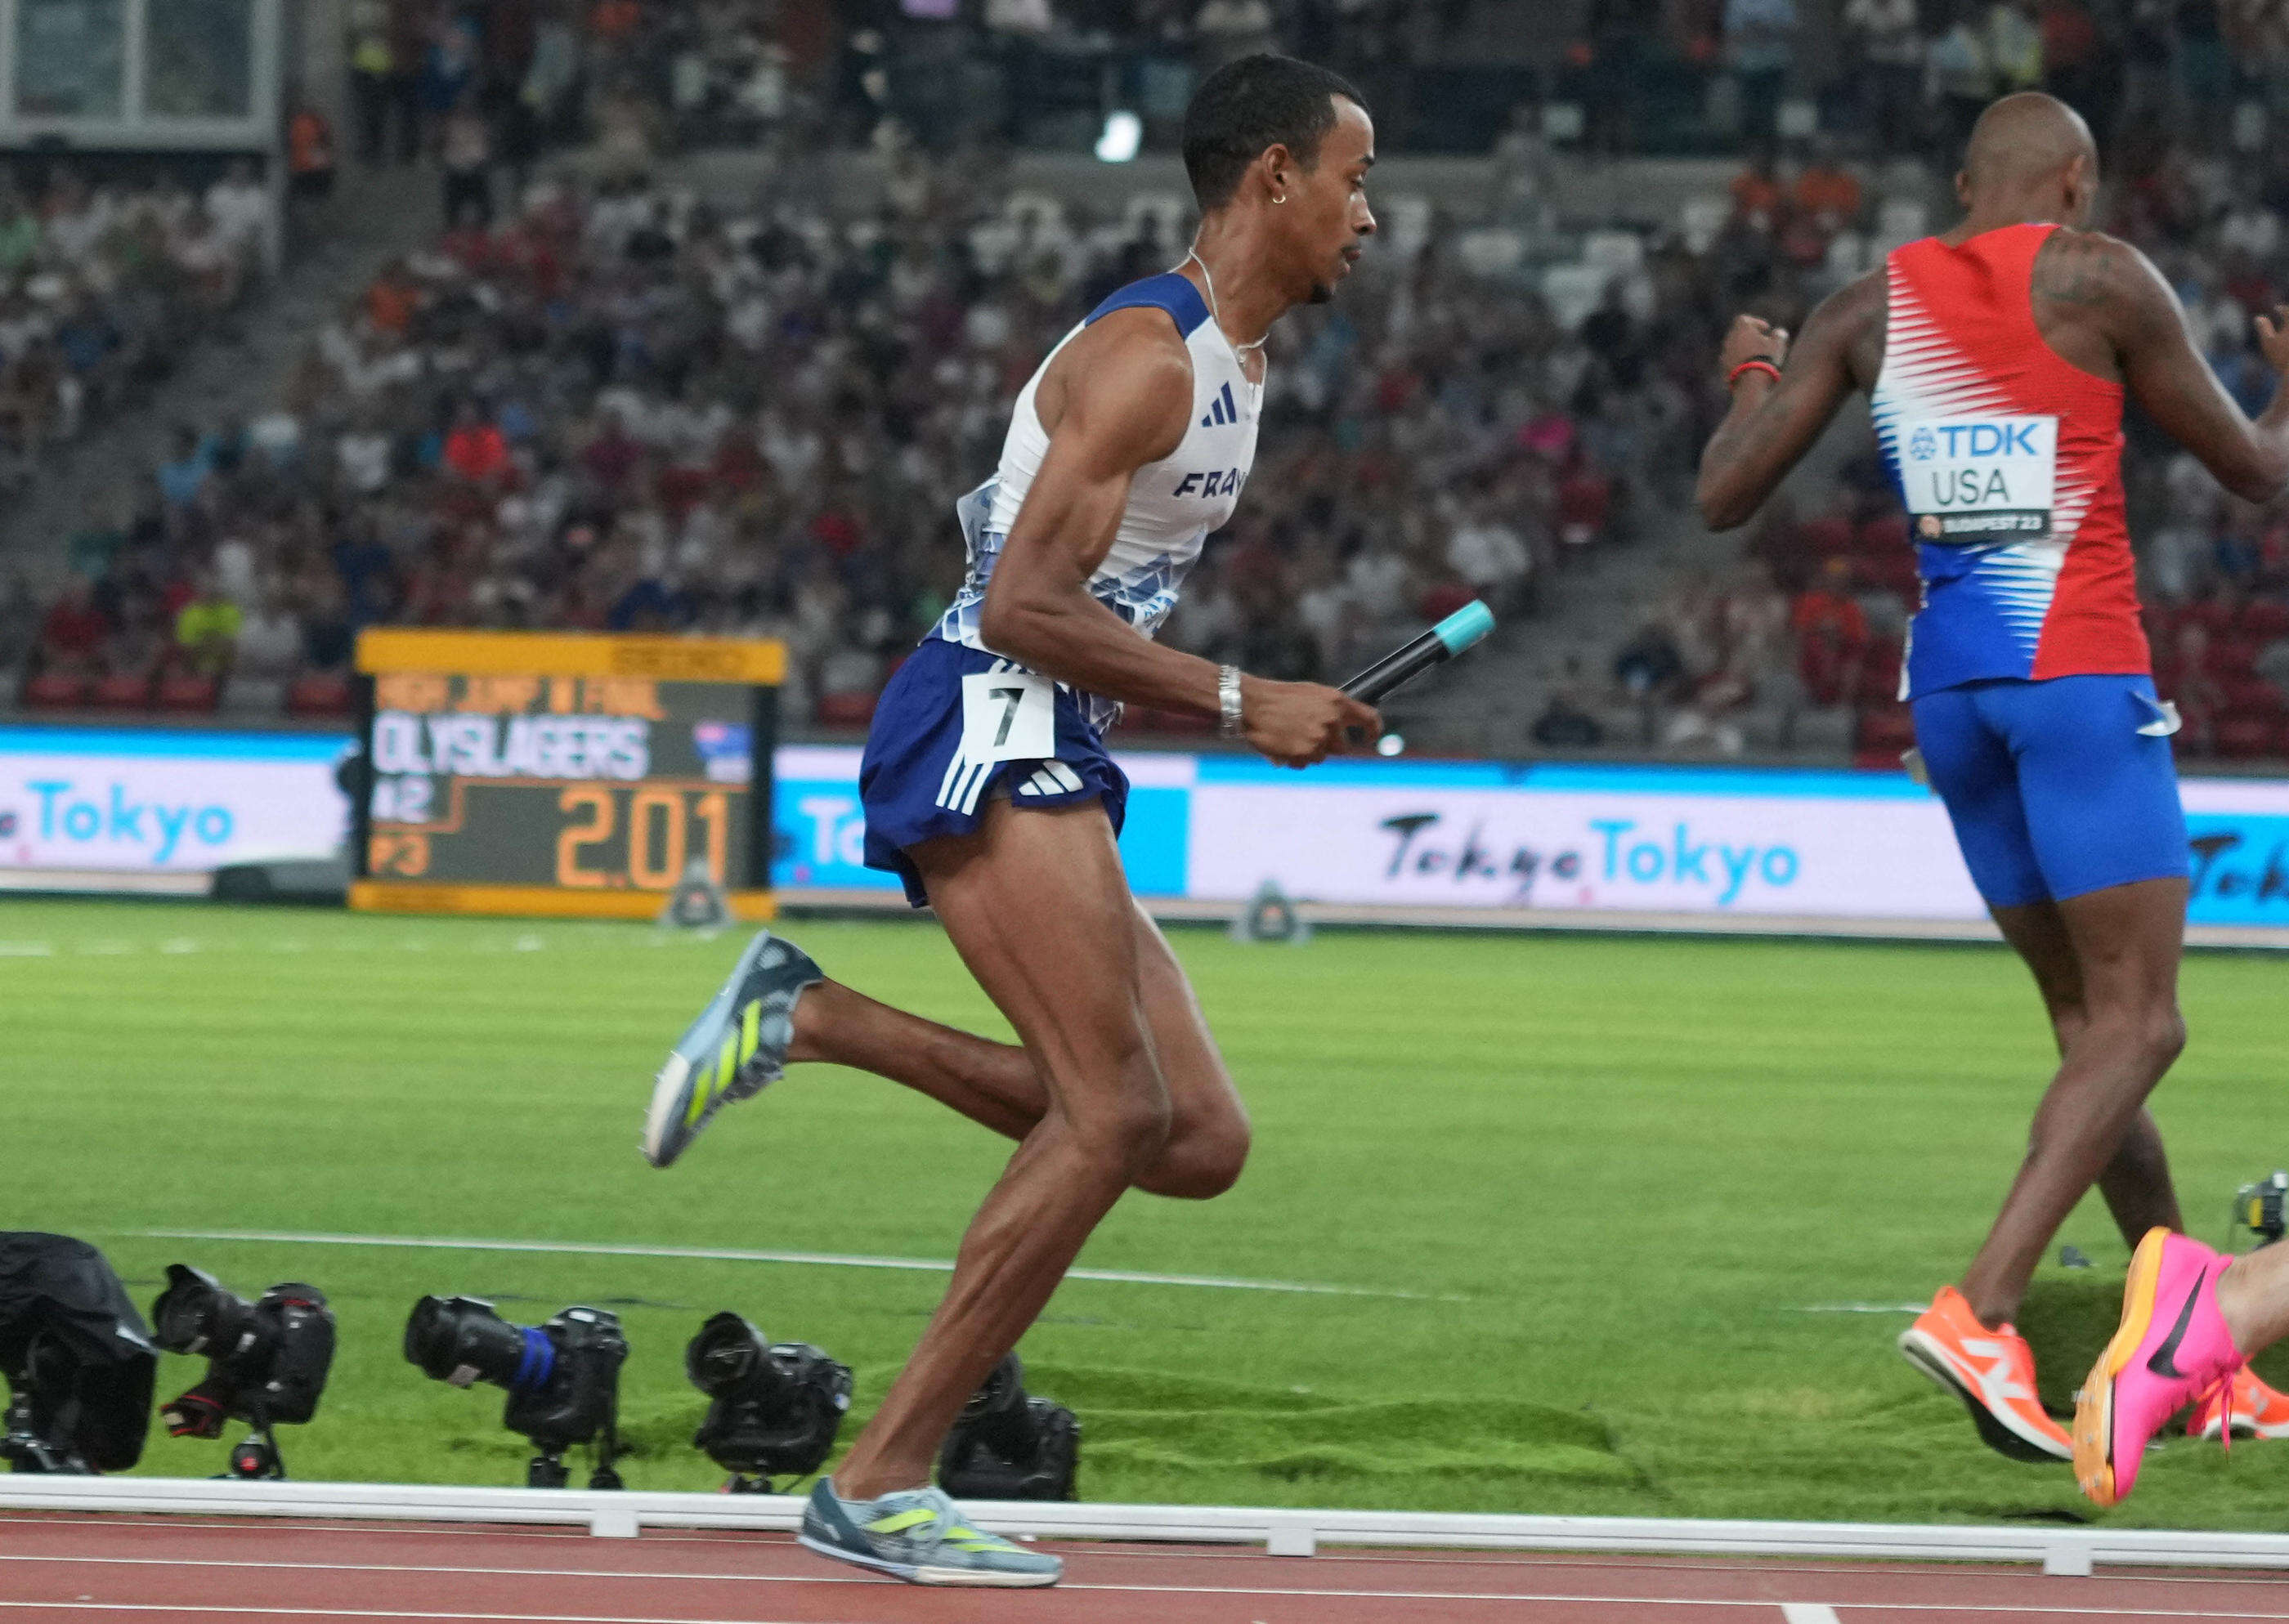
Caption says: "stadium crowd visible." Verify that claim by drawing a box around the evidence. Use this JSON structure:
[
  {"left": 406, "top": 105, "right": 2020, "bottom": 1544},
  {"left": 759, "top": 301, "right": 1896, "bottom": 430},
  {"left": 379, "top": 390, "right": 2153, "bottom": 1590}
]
[
  {"left": 0, "top": 163, "right": 276, "bottom": 495},
  {"left": 5, "top": 141, "right": 1704, "bottom": 727}
]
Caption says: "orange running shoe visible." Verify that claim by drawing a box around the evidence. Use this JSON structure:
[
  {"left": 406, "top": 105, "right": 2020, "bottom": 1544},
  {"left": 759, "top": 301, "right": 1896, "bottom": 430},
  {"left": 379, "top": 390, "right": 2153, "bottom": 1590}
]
[
  {"left": 2186, "top": 1366, "right": 2289, "bottom": 1441},
  {"left": 1897, "top": 1285, "right": 2073, "bottom": 1461}
]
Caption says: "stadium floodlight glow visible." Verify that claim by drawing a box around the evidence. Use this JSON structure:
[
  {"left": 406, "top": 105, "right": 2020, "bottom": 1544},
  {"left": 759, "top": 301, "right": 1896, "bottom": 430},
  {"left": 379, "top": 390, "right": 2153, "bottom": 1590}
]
[
  {"left": 403, "top": 1296, "right": 626, "bottom": 1490},
  {"left": 937, "top": 1352, "right": 1077, "bottom": 1501},
  {"left": 684, "top": 1312, "right": 853, "bottom": 1493},
  {"left": 1095, "top": 110, "right": 1142, "bottom": 164},
  {"left": 149, "top": 1265, "right": 334, "bottom": 1480}
]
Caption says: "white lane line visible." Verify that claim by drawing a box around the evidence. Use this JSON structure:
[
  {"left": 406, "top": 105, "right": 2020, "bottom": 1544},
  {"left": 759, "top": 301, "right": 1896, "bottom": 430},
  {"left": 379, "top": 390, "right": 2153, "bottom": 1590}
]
[
  {"left": 130, "top": 1228, "right": 1436, "bottom": 1299},
  {"left": 10, "top": 1557, "right": 2282, "bottom": 1617},
  {"left": 1786, "top": 1304, "right": 1925, "bottom": 1315},
  {"left": 0, "top": 942, "right": 55, "bottom": 956}
]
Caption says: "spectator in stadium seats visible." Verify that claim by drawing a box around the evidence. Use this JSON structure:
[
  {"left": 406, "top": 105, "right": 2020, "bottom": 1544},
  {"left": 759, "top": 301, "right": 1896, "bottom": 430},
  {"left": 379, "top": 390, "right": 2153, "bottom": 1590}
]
[
  {"left": 2037, "top": 0, "right": 2104, "bottom": 108},
  {"left": 1793, "top": 556, "right": 1869, "bottom": 646},
  {"left": 204, "top": 159, "right": 273, "bottom": 270},
  {"left": 1791, "top": 139, "right": 1864, "bottom": 230},
  {"left": 1986, "top": 0, "right": 2045, "bottom": 90},
  {"left": 1533, "top": 656, "right": 1608, "bottom": 748},
  {"left": 0, "top": 188, "right": 37, "bottom": 280},
  {"left": 1844, "top": 0, "right": 1925, "bottom": 152},
  {"left": 1928, "top": 9, "right": 1996, "bottom": 154},
  {"left": 1724, "top": 0, "right": 1798, "bottom": 142},
  {"left": 156, "top": 425, "right": 214, "bottom": 508},
  {"left": 1447, "top": 499, "right": 1535, "bottom": 609},
  {"left": 1195, "top": 0, "right": 1277, "bottom": 72},
  {"left": 2158, "top": 619, "right": 2227, "bottom": 753},
  {"left": 347, "top": 0, "right": 396, "bottom": 163},
  {"left": 2255, "top": 627, "right": 2289, "bottom": 700},
  {"left": 419, "top": 15, "right": 482, "bottom": 143},
  {"left": 300, "top": 575, "right": 355, "bottom": 670},
  {"left": 100, "top": 591, "right": 167, "bottom": 682},
  {"left": 439, "top": 95, "right": 495, "bottom": 229},
  {"left": 0, "top": 569, "right": 34, "bottom": 671},
  {"left": 34, "top": 576, "right": 107, "bottom": 676},
  {"left": 288, "top": 104, "right": 338, "bottom": 213},
  {"left": 1730, "top": 145, "right": 1786, "bottom": 230},
  {"left": 1614, "top": 618, "right": 1687, "bottom": 699},
  {"left": 230, "top": 583, "right": 302, "bottom": 680},
  {"left": 365, "top": 260, "right": 422, "bottom": 337},
  {"left": 442, "top": 396, "right": 509, "bottom": 483},
  {"left": 168, "top": 208, "right": 240, "bottom": 314},
  {"left": 173, "top": 572, "right": 241, "bottom": 678}
]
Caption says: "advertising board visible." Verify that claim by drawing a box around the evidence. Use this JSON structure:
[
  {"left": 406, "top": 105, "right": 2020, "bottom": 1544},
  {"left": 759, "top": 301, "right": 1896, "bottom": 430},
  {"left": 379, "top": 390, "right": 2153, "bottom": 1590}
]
[
  {"left": 5, "top": 725, "right": 2288, "bottom": 936},
  {"left": 0, "top": 727, "right": 350, "bottom": 875}
]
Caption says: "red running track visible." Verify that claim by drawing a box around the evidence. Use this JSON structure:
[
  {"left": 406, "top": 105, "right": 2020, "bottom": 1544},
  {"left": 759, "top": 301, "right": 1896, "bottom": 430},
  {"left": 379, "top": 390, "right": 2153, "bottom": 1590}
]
[{"left": 4, "top": 1513, "right": 2289, "bottom": 1623}]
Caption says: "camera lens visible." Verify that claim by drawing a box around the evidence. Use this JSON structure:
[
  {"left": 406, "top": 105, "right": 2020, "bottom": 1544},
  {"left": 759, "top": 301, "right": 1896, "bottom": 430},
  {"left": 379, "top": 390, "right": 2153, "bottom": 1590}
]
[
  {"left": 403, "top": 1296, "right": 536, "bottom": 1389},
  {"left": 150, "top": 1265, "right": 238, "bottom": 1357},
  {"left": 685, "top": 1312, "right": 775, "bottom": 1401}
]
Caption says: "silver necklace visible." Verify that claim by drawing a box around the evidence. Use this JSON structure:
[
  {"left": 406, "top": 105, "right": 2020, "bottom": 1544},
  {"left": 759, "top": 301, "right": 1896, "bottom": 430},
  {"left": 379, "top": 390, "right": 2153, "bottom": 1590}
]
[{"left": 1185, "top": 249, "right": 1270, "bottom": 356}]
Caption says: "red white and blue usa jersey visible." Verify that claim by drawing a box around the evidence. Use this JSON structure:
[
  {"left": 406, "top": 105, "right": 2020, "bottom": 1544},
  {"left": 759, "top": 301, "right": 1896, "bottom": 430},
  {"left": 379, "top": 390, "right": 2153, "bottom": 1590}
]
[{"left": 1871, "top": 222, "right": 2150, "bottom": 700}]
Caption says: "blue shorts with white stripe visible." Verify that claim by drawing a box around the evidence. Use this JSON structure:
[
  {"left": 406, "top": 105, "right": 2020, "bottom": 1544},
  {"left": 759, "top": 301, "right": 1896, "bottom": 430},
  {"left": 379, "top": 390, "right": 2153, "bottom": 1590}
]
[{"left": 859, "top": 638, "right": 1131, "bottom": 908}]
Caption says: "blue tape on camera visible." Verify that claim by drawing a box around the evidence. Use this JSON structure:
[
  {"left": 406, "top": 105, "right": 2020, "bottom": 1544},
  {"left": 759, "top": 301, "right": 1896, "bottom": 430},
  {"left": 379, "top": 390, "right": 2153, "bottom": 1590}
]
[{"left": 513, "top": 1326, "right": 555, "bottom": 1392}]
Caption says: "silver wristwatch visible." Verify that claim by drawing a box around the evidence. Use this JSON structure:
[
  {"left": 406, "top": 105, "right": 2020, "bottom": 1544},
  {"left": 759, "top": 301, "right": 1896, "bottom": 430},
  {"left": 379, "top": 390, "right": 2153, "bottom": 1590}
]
[{"left": 1217, "top": 664, "right": 1244, "bottom": 740}]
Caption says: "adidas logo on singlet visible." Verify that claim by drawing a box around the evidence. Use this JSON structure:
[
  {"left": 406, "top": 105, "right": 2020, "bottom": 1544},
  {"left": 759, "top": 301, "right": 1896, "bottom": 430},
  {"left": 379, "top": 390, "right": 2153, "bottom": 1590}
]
[{"left": 1199, "top": 383, "right": 1239, "bottom": 428}]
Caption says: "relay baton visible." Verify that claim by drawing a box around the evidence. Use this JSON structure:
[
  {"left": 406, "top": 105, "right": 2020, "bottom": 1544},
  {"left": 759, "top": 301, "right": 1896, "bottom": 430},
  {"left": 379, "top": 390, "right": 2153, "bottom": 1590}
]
[{"left": 1340, "top": 600, "right": 1496, "bottom": 705}]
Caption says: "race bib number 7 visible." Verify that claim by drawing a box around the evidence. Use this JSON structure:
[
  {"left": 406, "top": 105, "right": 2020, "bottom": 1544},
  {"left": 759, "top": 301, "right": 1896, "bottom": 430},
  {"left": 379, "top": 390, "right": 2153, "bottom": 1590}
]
[
  {"left": 960, "top": 669, "right": 1056, "bottom": 763},
  {"left": 1902, "top": 414, "right": 2057, "bottom": 544}
]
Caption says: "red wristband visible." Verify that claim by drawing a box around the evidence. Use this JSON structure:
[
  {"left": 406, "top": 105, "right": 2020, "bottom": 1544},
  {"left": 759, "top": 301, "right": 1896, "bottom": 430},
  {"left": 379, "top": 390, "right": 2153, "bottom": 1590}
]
[{"left": 1727, "top": 358, "right": 1782, "bottom": 388}]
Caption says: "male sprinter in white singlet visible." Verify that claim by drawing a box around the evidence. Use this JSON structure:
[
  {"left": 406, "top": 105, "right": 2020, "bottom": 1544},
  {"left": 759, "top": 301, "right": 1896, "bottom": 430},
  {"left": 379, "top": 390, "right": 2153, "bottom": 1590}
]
[{"left": 638, "top": 55, "right": 1379, "bottom": 1586}]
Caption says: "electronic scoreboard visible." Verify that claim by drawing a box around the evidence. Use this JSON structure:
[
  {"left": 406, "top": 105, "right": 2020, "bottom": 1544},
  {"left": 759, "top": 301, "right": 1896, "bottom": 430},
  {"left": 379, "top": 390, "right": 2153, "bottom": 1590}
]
[{"left": 349, "top": 629, "right": 785, "bottom": 918}]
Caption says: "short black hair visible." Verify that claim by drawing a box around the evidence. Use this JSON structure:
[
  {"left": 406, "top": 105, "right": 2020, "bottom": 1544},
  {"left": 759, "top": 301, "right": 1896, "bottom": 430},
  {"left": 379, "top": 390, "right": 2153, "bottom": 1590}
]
[{"left": 1181, "top": 54, "right": 1367, "bottom": 213}]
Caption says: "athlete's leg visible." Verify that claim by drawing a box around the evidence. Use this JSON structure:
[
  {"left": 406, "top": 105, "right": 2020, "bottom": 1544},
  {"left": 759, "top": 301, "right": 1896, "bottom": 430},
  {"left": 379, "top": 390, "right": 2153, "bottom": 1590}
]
[
  {"left": 786, "top": 981, "right": 1044, "bottom": 1142},
  {"left": 1125, "top": 901, "right": 1251, "bottom": 1200},
  {"left": 2221, "top": 1241, "right": 2289, "bottom": 1354},
  {"left": 1959, "top": 876, "right": 2189, "bottom": 1328},
  {"left": 1987, "top": 898, "right": 2184, "bottom": 1253},
  {"left": 1955, "top": 677, "right": 2193, "bottom": 1327},
  {"left": 782, "top": 906, "right": 1248, "bottom": 1199},
  {"left": 828, "top": 798, "right": 1171, "bottom": 1500}
]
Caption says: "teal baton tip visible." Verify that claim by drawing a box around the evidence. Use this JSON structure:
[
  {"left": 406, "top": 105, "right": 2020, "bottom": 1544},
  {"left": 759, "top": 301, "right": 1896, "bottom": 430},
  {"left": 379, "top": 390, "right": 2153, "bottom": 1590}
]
[{"left": 1432, "top": 600, "right": 1495, "bottom": 656}]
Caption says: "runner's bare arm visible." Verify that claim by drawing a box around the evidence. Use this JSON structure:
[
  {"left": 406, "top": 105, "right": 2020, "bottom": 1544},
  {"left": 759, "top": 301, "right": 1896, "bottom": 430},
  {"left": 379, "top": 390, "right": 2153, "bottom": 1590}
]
[
  {"left": 979, "top": 309, "right": 1377, "bottom": 766},
  {"left": 1695, "top": 273, "right": 1885, "bottom": 531},
  {"left": 2058, "top": 234, "right": 2289, "bottom": 503}
]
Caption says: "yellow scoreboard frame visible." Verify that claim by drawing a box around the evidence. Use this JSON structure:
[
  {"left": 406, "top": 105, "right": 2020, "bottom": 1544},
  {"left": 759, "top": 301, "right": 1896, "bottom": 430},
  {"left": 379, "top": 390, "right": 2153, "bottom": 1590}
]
[{"left": 349, "top": 629, "right": 786, "bottom": 919}]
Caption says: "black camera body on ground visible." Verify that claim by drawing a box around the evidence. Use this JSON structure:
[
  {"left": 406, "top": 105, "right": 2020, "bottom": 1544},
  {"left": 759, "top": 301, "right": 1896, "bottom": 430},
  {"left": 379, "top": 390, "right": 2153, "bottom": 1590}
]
[
  {"left": 937, "top": 1353, "right": 1078, "bottom": 1501},
  {"left": 0, "top": 1233, "right": 159, "bottom": 1476},
  {"left": 404, "top": 1295, "right": 628, "bottom": 1488},
  {"left": 685, "top": 1311, "right": 852, "bottom": 1492},
  {"left": 149, "top": 1265, "right": 334, "bottom": 1479}
]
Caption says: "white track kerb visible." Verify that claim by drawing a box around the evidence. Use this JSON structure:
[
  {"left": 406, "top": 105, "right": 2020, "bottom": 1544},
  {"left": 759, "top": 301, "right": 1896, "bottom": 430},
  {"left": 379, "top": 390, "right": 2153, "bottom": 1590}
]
[{"left": 2, "top": 1477, "right": 2285, "bottom": 1577}]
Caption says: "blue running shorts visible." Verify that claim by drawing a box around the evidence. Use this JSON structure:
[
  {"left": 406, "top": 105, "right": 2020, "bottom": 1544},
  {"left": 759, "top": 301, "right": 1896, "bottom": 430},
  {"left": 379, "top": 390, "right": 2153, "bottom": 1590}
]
[
  {"left": 859, "top": 638, "right": 1130, "bottom": 908},
  {"left": 1910, "top": 673, "right": 2189, "bottom": 909}
]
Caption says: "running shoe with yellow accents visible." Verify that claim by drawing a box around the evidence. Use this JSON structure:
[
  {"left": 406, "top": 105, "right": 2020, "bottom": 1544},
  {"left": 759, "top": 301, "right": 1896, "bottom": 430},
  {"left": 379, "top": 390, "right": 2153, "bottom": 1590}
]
[
  {"left": 1897, "top": 1284, "right": 2072, "bottom": 1461},
  {"left": 642, "top": 929, "right": 821, "bottom": 1169},
  {"left": 2187, "top": 1366, "right": 2289, "bottom": 1441},
  {"left": 799, "top": 1479, "right": 1062, "bottom": 1587}
]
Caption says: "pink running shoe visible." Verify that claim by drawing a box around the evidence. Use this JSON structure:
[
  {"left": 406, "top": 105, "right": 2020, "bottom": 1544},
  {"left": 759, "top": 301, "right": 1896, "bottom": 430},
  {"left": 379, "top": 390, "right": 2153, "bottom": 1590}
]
[{"left": 2073, "top": 1228, "right": 2246, "bottom": 1508}]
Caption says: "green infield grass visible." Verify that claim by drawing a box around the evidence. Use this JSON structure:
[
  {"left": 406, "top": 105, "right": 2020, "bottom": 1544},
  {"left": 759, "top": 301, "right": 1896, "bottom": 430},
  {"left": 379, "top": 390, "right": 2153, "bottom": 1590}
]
[{"left": 7, "top": 897, "right": 2289, "bottom": 1529}]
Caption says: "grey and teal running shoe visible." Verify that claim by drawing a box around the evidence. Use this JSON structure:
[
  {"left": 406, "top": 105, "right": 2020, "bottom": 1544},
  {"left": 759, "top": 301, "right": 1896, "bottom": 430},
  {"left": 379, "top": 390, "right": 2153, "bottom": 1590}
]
[
  {"left": 642, "top": 929, "right": 822, "bottom": 1169},
  {"left": 798, "top": 1479, "right": 1062, "bottom": 1587}
]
